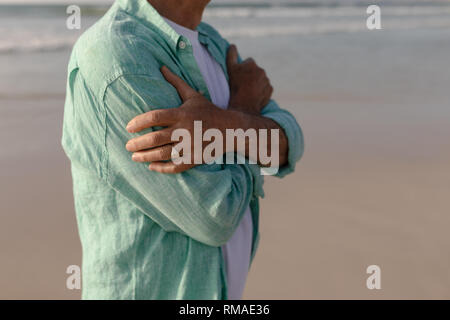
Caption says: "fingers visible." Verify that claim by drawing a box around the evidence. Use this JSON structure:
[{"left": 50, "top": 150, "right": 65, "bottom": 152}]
[
  {"left": 226, "top": 44, "right": 238, "bottom": 70},
  {"left": 261, "top": 82, "right": 274, "bottom": 107},
  {"left": 126, "top": 128, "right": 173, "bottom": 152},
  {"left": 127, "top": 108, "right": 179, "bottom": 133},
  {"left": 149, "top": 161, "right": 196, "bottom": 174},
  {"left": 260, "top": 87, "right": 272, "bottom": 109},
  {"left": 131, "top": 144, "right": 174, "bottom": 162},
  {"left": 242, "top": 57, "right": 256, "bottom": 66},
  {"left": 161, "top": 66, "right": 197, "bottom": 101},
  {"left": 267, "top": 83, "right": 274, "bottom": 100}
]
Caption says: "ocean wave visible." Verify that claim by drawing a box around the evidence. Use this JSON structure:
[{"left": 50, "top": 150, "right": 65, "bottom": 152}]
[
  {"left": 204, "top": 5, "right": 450, "bottom": 19},
  {"left": 1, "top": 5, "right": 449, "bottom": 54},
  {"left": 220, "top": 18, "right": 450, "bottom": 38}
]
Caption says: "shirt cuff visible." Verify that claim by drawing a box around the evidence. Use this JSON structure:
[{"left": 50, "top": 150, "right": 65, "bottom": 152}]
[{"left": 263, "top": 110, "right": 304, "bottom": 179}]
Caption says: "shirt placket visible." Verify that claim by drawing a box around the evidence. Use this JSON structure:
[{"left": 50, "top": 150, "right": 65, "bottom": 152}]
[{"left": 176, "top": 36, "right": 212, "bottom": 102}]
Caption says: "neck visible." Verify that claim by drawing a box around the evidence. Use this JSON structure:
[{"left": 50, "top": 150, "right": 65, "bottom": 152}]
[{"left": 148, "top": 0, "right": 209, "bottom": 30}]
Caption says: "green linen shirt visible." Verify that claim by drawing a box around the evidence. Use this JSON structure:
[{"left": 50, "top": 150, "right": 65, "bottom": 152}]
[{"left": 62, "top": 0, "right": 304, "bottom": 300}]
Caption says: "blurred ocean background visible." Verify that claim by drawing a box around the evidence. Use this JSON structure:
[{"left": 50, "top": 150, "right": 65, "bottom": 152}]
[{"left": 1, "top": 0, "right": 450, "bottom": 299}]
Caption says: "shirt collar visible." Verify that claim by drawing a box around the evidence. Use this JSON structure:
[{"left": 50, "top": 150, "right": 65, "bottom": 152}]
[
  {"left": 164, "top": 18, "right": 200, "bottom": 47},
  {"left": 116, "top": 0, "right": 213, "bottom": 52},
  {"left": 116, "top": 0, "right": 183, "bottom": 52}
]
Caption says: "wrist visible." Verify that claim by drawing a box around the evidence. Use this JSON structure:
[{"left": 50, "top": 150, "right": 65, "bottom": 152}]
[
  {"left": 220, "top": 108, "right": 257, "bottom": 154},
  {"left": 228, "top": 98, "right": 260, "bottom": 116},
  {"left": 221, "top": 108, "right": 247, "bottom": 131}
]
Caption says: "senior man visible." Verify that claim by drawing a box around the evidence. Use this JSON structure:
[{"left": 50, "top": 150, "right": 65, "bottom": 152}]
[{"left": 62, "top": 0, "right": 303, "bottom": 300}]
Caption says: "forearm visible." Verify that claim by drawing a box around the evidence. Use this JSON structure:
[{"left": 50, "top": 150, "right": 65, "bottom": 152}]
[
  {"left": 219, "top": 108, "right": 289, "bottom": 168},
  {"left": 105, "top": 74, "right": 257, "bottom": 247}
]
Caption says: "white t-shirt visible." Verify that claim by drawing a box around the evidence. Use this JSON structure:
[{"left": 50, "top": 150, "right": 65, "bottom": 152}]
[{"left": 165, "top": 18, "right": 253, "bottom": 300}]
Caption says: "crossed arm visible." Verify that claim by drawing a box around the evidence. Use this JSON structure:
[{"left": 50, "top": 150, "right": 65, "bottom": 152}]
[
  {"left": 125, "top": 45, "right": 290, "bottom": 173},
  {"left": 100, "top": 45, "right": 302, "bottom": 246}
]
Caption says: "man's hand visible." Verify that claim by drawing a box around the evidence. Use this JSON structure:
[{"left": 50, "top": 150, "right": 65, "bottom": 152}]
[
  {"left": 125, "top": 66, "right": 230, "bottom": 173},
  {"left": 126, "top": 65, "right": 288, "bottom": 174},
  {"left": 227, "top": 44, "right": 273, "bottom": 115}
]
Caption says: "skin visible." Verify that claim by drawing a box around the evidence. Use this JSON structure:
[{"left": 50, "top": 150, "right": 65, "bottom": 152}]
[
  {"left": 125, "top": 0, "right": 289, "bottom": 174},
  {"left": 147, "top": 0, "right": 210, "bottom": 30}
]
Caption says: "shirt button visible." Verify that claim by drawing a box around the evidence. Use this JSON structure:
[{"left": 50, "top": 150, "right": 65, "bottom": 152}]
[{"left": 178, "top": 41, "right": 186, "bottom": 49}]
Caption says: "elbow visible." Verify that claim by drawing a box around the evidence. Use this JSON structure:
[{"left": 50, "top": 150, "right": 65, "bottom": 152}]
[
  {"left": 186, "top": 166, "right": 251, "bottom": 247},
  {"left": 194, "top": 206, "right": 242, "bottom": 247},
  {"left": 196, "top": 223, "right": 235, "bottom": 247}
]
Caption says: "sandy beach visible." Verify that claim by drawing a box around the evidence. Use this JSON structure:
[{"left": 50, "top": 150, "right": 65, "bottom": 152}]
[{"left": 1, "top": 2, "right": 450, "bottom": 299}]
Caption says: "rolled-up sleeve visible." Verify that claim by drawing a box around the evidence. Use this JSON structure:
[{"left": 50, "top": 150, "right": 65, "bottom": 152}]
[
  {"left": 260, "top": 100, "right": 304, "bottom": 178},
  {"left": 102, "top": 74, "right": 255, "bottom": 247}
]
